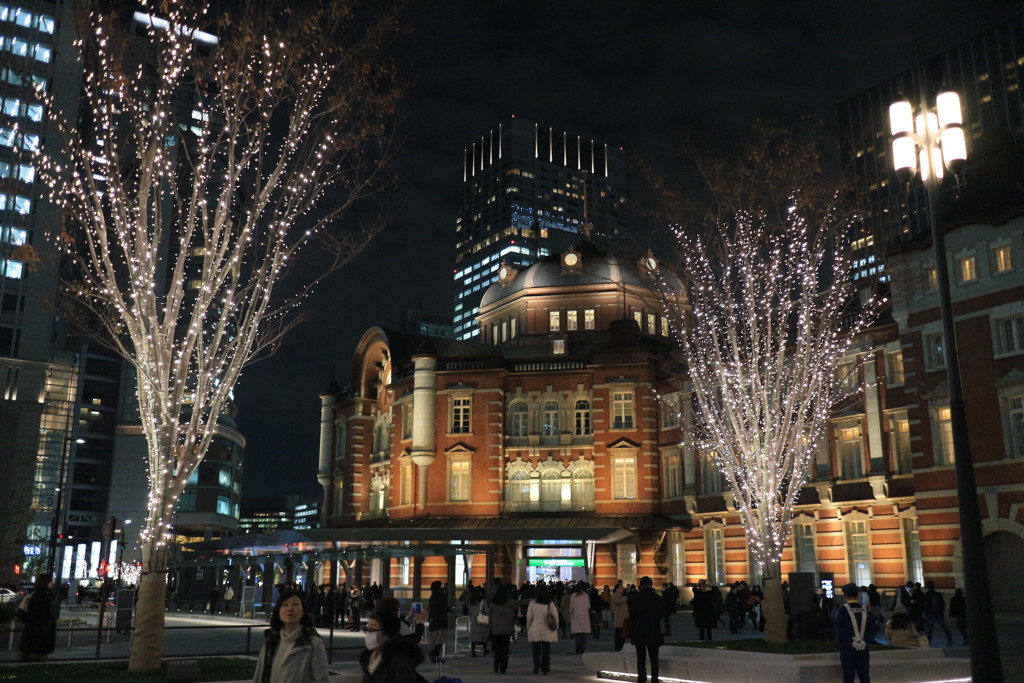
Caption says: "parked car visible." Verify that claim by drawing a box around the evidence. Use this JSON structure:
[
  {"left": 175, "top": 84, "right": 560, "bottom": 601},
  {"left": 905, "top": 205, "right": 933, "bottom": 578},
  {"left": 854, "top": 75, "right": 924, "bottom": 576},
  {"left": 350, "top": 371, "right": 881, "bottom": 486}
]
[{"left": 0, "top": 587, "right": 18, "bottom": 603}]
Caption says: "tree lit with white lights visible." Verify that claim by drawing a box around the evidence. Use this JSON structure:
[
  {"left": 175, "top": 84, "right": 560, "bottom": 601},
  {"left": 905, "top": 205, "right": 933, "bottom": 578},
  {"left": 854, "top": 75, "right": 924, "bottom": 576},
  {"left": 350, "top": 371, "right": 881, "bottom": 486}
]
[
  {"left": 30, "top": 0, "right": 399, "bottom": 669},
  {"left": 666, "top": 129, "right": 884, "bottom": 642}
]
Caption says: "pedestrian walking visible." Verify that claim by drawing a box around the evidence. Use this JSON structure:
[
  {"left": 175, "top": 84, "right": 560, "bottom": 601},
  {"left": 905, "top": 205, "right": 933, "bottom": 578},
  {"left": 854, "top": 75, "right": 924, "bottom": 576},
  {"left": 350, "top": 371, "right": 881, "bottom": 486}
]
[
  {"left": 16, "top": 573, "right": 58, "bottom": 662},
  {"left": 690, "top": 580, "right": 716, "bottom": 641},
  {"left": 569, "top": 582, "right": 592, "bottom": 654},
  {"left": 629, "top": 576, "right": 665, "bottom": 683},
  {"left": 486, "top": 584, "right": 518, "bottom": 674},
  {"left": 661, "top": 582, "right": 679, "bottom": 636},
  {"left": 611, "top": 584, "right": 630, "bottom": 651},
  {"left": 948, "top": 588, "right": 968, "bottom": 645},
  {"left": 223, "top": 584, "right": 235, "bottom": 614},
  {"left": 358, "top": 610, "right": 429, "bottom": 682},
  {"left": 922, "top": 581, "right": 954, "bottom": 646},
  {"left": 208, "top": 585, "right": 220, "bottom": 615},
  {"left": 426, "top": 580, "right": 448, "bottom": 663},
  {"left": 526, "top": 586, "right": 559, "bottom": 675},
  {"left": 252, "top": 589, "right": 329, "bottom": 683}
]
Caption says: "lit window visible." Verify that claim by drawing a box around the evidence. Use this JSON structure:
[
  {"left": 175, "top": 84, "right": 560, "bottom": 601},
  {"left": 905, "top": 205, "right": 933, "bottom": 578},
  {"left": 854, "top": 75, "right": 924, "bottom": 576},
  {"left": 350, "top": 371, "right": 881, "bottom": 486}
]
[
  {"left": 218, "top": 468, "right": 232, "bottom": 487},
  {"left": 846, "top": 519, "right": 872, "bottom": 586},
  {"left": 38, "top": 15, "right": 55, "bottom": 33},
  {"left": 13, "top": 195, "right": 29, "bottom": 214},
  {"left": 934, "top": 406, "right": 954, "bottom": 465},
  {"left": 501, "top": 320, "right": 507, "bottom": 342},
  {"left": 548, "top": 310, "right": 560, "bottom": 332},
  {"left": 3, "top": 259, "right": 22, "bottom": 279},
  {"left": 992, "top": 244, "right": 1013, "bottom": 274},
  {"left": 584, "top": 308, "right": 595, "bottom": 330},
  {"left": 510, "top": 317, "right": 517, "bottom": 338},
  {"left": 995, "top": 314, "right": 1024, "bottom": 355},
  {"left": 216, "top": 495, "right": 232, "bottom": 516},
  {"left": 552, "top": 338, "right": 566, "bottom": 355},
  {"left": 399, "top": 463, "right": 412, "bottom": 505},
  {"left": 957, "top": 254, "right": 977, "bottom": 283},
  {"left": 542, "top": 401, "right": 560, "bottom": 436},
  {"left": 14, "top": 9, "right": 32, "bottom": 28},
  {"left": 925, "top": 333, "right": 945, "bottom": 370},
  {"left": 510, "top": 402, "right": 528, "bottom": 437},
  {"left": 566, "top": 310, "right": 578, "bottom": 331},
  {"left": 633, "top": 311, "right": 642, "bottom": 328},
  {"left": 449, "top": 459, "right": 470, "bottom": 502},
  {"left": 32, "top": 44, "right": 50, "bottom": 63},
  {"left": 664, "top": 453, "right": 681, "bottom": 498},
  {"left": 647, "top": 313, "right": 656, "bottom": 333},
  {"left": 924, "top": 266, "right": 938, "bottom": 292},
  {"left": 661, "top": 317, "right": 669, "bottom": 336},
  {"left": 793, "top": 522, "right": 817, "bottom": 574},
  {"left": 704, "top": 528, "right": 725, "bottom": 586},
  {"left": 17, "top": 164, "right": 33, "bottom": 182},
  {"left": 837, "top": 424, "right": 864, "bottom": 479},
  {"left": 886, "top": 350, "right": 905, "bottom": 385},
  {"left": 611, "top": 391, "right": 634, "bottom": 429},
  {"left": 700, "top": 451, "right": 722, "bottom": 495},
  {"left": 2, "top": 97, "right": 17, "bottom": 117},
  {"left": 613, "top": 456, "right": 636, "bottom": 499},
  {"left": 401, "top": 404, "right": 413, "bottom": 440},
  {"left": 450, "top": 396, "right": 471, "bottom": 434},
  {"left": 890, "top": 412, "right": 912, "bottom": 473},
  {"left": 574, "top": 400, "right": 591, "bottom": 435},
  {"left": 902, "top": 518, "right": 923, "bottom": 585}
]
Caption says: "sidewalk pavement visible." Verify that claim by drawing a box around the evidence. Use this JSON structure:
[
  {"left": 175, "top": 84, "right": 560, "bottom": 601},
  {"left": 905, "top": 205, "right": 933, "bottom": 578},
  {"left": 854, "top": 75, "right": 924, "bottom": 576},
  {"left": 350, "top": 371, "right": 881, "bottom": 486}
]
[{"left": 3, "top": 607, "right": 1022, "bottom": 681}]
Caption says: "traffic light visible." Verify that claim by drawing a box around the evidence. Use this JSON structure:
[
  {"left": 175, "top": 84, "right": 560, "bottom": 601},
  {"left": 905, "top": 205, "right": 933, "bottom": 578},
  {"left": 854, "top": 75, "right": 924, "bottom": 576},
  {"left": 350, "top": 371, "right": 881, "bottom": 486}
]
[
  {"left": 98, "top": 559, "right": 109, "bottom": 578},
  {"left": 13, "top": 563, "right": 21, "bottom": 575}
]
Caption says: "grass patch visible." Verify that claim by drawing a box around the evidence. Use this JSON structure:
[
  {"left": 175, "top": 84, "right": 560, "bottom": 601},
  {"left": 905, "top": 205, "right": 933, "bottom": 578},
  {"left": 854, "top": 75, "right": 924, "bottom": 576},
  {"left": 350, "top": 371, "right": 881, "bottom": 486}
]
[
  {"left": 672, "top": 639, "right": 904, "bottom": 655},
  {"left": 0, "top": 656, "right": 256, "bottom": 682}
]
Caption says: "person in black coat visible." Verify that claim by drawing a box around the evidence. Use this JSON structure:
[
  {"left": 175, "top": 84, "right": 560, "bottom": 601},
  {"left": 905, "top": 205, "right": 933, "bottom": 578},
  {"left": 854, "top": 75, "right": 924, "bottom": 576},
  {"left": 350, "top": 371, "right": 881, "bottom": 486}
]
[
  {"left": 690, "top": 580, "right": 716, "bottom": 641},
  {"left": 628, "top": 576, "right": 665, "bottom": 683},
  {"left": 17, "top": 573, "right": 57, "bottom": 662},
  {"left": 661, "top": 582, "right": 679, "bottom": 636}
]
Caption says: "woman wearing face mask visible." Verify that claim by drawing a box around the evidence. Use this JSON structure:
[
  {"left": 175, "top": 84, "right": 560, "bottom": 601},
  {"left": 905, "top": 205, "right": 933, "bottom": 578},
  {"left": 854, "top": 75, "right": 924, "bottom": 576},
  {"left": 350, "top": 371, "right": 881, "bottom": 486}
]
[
  {"left": 359, "top": 610, "right": 430, "bottom": 683},
  {"left": 252, "top": 589, "right": 329, "bottom": 683}
]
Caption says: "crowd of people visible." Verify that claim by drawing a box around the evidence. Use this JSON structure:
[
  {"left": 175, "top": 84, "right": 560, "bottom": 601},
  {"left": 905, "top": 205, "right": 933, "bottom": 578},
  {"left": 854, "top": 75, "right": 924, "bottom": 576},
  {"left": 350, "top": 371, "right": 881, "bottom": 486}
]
[{"left": 12, "top": 569, "right": 968, "bottom": 682}]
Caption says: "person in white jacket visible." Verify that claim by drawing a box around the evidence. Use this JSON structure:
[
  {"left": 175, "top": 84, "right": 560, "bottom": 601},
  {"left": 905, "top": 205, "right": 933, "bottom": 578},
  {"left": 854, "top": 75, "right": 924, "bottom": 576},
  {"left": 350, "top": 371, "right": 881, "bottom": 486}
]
[
  {"left": 569, "top": 582, "right": 593, "bottom": 654},
  {"left": 252, "top": 590, "right": 329, "bottom": 683},
  {"left": 526, "top": 586, "right": 559, "bottom": 675}
]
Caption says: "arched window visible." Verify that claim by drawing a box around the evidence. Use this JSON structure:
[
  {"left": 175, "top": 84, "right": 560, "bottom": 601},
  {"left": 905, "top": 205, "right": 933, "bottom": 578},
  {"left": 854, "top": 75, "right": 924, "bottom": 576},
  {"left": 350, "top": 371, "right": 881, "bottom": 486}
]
[
  {"left": 543, "top": 401, "right": 560, "bottom": 436},
  {"left": 510, "top": 402, "right": 529, "bottom": 437},
  {"left": 540, "top": 469, "right": 561, "bottom": 511},
  {"left": 571, "top": 470, "right": 595, "bottom": 511},
  {"left": 505, "top": 470, "right": 531, "bottom": 511},
  {"left": 574, "top": 400, "right": 591, "bottom": 435}
]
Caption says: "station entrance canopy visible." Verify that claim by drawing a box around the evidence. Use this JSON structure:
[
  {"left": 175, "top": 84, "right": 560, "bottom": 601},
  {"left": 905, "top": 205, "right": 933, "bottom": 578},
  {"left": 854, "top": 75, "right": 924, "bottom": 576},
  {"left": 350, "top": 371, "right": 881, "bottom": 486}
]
[{"left": 183, "top": 514, "right": 687, "bottom": 560}]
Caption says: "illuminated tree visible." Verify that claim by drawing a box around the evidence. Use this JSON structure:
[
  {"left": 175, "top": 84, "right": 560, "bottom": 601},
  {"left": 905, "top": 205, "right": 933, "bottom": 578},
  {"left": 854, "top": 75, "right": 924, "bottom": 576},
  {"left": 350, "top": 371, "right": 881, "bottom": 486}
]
[
  {"left": 30, "top": 0, "right": 400, "bottom": 669},
  {"left": 665, "top": 129, "right": 883, "bottom": 642}
]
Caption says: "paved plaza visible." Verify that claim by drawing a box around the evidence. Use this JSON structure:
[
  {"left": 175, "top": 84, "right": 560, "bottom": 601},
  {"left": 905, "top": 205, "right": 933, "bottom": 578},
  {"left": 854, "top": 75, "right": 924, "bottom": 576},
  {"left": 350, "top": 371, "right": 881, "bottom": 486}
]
[{"left": 2, "top": 606, "right": 1022, "bottom": 681}]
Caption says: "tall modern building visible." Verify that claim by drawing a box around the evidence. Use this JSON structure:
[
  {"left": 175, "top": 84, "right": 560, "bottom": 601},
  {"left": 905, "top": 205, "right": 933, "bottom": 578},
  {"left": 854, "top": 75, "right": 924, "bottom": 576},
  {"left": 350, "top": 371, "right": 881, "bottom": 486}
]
[
  {"left": 0, "top": 0, "right": 82, "bottom": 583},
  {"left": 453, "top": 117, "right": 626, "bottom": 339},
  {"left": 837, "top": 15, "right": 1024, "bottom": 282}
]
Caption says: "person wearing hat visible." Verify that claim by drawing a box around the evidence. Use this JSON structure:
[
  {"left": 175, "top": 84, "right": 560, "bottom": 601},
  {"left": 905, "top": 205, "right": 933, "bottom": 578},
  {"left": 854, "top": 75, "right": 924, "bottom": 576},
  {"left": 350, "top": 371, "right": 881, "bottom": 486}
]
[
  {"left": 834, "top": 582, "right": 879, "bottom": 683},
  {"left": 358, "top": 610, "right": 429, "bottom": 683}
]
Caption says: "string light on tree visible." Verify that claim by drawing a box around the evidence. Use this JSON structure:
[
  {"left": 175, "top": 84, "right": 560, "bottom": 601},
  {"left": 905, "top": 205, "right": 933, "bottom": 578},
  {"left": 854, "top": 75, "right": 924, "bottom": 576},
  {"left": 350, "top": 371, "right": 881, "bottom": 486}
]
[
  {"left": 661, "top": 129, "right": 884, "bottom": 644},
  {"left": 27, "top": 0, "right": 401, "bottom": 671}
]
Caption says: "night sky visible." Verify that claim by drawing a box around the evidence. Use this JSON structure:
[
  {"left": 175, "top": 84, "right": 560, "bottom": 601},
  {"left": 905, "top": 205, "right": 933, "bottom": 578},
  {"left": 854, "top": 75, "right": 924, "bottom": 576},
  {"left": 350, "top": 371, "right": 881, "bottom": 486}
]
[{"left": 236, "top": 0, "right": 1022, "bottom": 500}]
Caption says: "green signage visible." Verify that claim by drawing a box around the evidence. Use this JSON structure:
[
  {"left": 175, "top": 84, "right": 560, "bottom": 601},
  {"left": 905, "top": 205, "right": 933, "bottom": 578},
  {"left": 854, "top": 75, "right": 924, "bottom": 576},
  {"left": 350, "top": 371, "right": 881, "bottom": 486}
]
[{"left": 527, "top": 558, "right": 585, "bottom": 567}]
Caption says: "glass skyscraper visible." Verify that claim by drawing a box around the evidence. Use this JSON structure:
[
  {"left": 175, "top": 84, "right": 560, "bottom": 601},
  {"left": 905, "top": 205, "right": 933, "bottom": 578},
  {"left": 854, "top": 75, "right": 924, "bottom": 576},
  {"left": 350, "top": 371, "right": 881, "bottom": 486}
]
[{"left": 453, "top": 117, "right": 626, "bottom": 339}]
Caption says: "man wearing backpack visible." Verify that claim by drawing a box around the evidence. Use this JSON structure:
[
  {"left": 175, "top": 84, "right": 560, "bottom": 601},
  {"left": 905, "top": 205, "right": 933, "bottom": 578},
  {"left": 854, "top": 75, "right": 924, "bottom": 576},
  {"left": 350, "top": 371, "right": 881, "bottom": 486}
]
[
  {"left": 923, "top": 581, "right": 954, "bottom": 646},
  {"left": 834, "top": 583, "right": 879, "bottom": 683}
]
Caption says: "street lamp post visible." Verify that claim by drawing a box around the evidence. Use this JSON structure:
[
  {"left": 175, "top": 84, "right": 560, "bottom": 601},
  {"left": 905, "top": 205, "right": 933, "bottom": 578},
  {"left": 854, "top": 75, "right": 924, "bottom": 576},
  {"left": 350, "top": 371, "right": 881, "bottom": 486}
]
[{"left": 889, "top": 90, "right": 1002, "bottom": 681}]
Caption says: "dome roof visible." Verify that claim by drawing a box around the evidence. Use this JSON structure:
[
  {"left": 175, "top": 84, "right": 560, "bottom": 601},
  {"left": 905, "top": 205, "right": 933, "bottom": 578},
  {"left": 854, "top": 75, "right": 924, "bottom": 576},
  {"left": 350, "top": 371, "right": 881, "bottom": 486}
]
[{"left": 480, "top": 247, "right": 682, "bottom": 309}]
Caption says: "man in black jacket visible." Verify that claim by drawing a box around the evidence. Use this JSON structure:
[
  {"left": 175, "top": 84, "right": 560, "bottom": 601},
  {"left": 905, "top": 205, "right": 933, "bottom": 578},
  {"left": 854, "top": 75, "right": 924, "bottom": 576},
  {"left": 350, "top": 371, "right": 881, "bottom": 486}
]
[
  {"left": 661, "top": 582, "right": 679, "bottom": 635},
  {"left": 628, "top": 576, "right": 665, "bottom": 683}
]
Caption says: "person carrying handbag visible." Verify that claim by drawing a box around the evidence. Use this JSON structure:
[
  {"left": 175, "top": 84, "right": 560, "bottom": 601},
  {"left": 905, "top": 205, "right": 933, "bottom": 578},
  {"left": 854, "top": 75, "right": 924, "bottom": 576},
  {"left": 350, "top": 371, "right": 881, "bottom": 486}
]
[
  {"left": 526, "top": 586, "right": 559, "bottom": 675},
  {"left": 467, "top": 587, "right": 491, "bottom": 657}
]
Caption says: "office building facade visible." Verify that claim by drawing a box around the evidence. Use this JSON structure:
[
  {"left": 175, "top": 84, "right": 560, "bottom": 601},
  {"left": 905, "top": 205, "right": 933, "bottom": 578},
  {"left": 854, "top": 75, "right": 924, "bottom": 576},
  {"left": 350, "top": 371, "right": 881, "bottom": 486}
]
[
  {"left": 837, "top": 15, "right": 1024, "bottom": 283},
  {"left": 453, "top": 117, "right": 626, "bottom": 339}
]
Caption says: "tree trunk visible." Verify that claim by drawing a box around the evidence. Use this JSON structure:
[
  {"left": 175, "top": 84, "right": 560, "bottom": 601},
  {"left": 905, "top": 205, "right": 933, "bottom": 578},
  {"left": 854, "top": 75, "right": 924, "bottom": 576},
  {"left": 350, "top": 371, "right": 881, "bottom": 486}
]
[
  {"left": 762, "top": 561, "right": 787, "bottom": 643},
  {"left": 128, "top": 540, "right": 168, "bottom": 670}
]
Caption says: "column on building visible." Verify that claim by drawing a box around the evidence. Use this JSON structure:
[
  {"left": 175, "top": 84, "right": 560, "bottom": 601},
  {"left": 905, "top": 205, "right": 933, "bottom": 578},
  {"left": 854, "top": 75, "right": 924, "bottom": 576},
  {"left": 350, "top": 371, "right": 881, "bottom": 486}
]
[{"left": 410, "top": 346, "right": 438, "bottom": 513}]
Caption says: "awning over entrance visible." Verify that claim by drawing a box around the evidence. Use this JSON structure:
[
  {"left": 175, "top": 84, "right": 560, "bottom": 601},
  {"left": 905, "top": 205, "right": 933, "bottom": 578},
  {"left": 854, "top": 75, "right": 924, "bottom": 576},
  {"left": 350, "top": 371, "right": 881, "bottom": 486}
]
[{"left": 184, "top": 514, "right": 689, "bottom": 558}]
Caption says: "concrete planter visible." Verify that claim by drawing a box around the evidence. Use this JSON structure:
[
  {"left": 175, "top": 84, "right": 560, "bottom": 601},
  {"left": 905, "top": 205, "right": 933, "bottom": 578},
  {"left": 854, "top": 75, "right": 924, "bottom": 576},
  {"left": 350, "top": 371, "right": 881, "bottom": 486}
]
[{"left": 583, "top": 643, "right": 970, "bottom": 683}]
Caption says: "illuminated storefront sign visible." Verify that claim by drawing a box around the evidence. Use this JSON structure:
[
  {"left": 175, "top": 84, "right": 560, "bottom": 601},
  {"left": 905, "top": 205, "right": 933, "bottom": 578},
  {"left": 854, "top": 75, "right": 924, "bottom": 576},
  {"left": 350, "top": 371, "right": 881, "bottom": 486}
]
[{"left": 527, "top": 558, "right": 585, "bottom": 567}]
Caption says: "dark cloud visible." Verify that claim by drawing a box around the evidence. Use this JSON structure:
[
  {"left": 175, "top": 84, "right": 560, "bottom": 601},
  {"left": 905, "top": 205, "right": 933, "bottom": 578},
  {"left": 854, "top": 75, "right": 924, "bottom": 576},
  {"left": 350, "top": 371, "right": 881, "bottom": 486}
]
[{"left": 238, "top": 0, "right": 1024, "bottom": 498}]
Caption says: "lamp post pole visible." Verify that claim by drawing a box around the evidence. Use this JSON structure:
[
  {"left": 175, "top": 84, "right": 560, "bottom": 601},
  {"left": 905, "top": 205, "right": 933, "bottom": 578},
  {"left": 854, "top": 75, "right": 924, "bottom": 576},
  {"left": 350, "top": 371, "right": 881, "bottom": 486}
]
[{"left": 889, "top": 91, "right": 1002, "bottom": 681}]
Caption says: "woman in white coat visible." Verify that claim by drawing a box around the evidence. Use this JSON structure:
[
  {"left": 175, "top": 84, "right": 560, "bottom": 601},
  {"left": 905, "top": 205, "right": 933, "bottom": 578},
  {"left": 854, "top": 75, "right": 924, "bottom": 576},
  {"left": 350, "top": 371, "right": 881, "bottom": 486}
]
[
  {"left": 526, "top": 585, "right": 559, "bottom": 675},
  {"left": 569, "top": 582, "right": 593, "bottom": 654}
]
